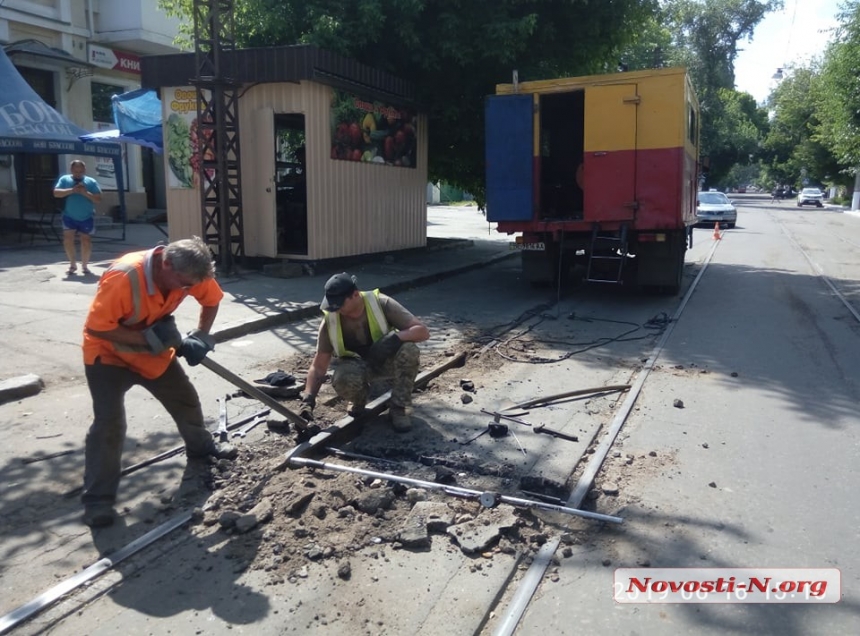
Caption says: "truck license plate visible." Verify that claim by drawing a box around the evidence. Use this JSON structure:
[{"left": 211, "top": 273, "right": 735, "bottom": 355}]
[{"left": 510, "top": 242, "right": 546, "bottom": 251}]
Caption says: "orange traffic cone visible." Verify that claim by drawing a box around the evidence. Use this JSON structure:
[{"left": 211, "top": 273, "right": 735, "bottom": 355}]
[{"left": 712, "top": 222, "right": 721, "bottom": 240}]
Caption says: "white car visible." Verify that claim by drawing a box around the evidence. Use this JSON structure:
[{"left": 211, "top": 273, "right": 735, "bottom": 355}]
[
  {"left": 696, "top": 191, "right": 737, "bottom": 229},
  {"left": 797, "top": 188, "right": 824, "bottom": 207}
]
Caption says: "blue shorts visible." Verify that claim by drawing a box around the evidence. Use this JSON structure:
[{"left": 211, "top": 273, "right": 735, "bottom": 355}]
[{"left": 62, "top": 215, "right": 95, "bottom": 235}]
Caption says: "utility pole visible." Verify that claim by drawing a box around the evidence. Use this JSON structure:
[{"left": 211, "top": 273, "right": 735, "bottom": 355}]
[{"left": 192, "top": 0, "right": 245, "bottom": 272}]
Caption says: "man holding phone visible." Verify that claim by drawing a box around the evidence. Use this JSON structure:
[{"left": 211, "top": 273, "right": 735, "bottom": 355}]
[{"left": 53, "top": 159, "right": 102, "bottom": 275}]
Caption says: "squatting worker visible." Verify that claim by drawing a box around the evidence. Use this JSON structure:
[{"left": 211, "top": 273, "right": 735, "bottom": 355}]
[
  {"left": 53, "top": 159, "right": 102, "bottom": 276},
  {"left": 300, "top": 273, "right": 430, "bottom": 432},
  {"left": 80, "top": 236, "right": 236, "bottom": 528}
]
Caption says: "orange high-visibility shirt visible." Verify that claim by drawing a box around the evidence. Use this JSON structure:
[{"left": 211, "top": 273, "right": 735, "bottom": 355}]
[{"left": 82, "top": 246, "right": 224, "bottom": 379}]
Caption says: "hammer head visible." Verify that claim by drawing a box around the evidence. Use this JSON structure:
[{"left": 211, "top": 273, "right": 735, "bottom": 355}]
[{"left": 488, "top": 422, "right": 508, "bottom": 438}]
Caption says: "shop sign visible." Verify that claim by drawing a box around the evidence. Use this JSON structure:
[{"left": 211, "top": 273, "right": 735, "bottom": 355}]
[
  {"left": 88, "top": 44, "right": 141, "bottom": 75},
  {"left": 164, "top": 87, "right": 211, "bottom": 189}
]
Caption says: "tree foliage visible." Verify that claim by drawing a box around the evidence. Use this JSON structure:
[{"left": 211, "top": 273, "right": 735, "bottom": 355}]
[
  {"left": 616, "top": 0, "right": 778, "bottom": 185},
  {"left": 816, "top": 1, "right": 860, "bottom": 171},
  {"left": 159, "top": 0, "right": 658, "bottom": 203}
]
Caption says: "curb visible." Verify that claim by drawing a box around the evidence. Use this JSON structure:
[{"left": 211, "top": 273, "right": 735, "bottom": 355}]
[{"left": 211, "top": 248, "right": 517, "bottom": 342}]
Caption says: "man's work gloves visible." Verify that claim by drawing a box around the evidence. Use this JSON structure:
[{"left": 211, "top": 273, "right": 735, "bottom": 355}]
[
  {"left": 365, "top": 332, "right": 403, "bottom": 370},
  {"left": 178, "top": 329, "right": 216, "bottom": 366},
  {"left": 143, "top": 315, "right": 183, "bottom": 353},
  {"left": 299, "top": 394, "right": 316, "bottom": 421}
]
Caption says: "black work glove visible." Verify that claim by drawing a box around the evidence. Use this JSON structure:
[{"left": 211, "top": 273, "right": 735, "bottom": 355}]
[
  {"left": 365, "top": 332, "right": 403, "bottom": 370},
  {"left": 299, "top": 394, "right": 316, "bottom": 421},
  {"left": 143, "top": 315, "right": 183, "bottom": 353},
  {"left": 178, "top": 329, "right": 215, "bottom": 366}
]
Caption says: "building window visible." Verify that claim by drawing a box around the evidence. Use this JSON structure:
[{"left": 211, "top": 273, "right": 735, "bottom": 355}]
[{"left": 92, "top": 82, "right": 124, "bottom": 123}]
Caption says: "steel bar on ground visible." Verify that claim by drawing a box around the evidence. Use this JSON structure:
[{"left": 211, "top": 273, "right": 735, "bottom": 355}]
[
  {"left": 0, "top": 510, "right": 194, "bottom": 634},
  {"left": 200, "top": 356, "right": 308, "bottom": 429},
  {"left": 289, "top": 457, "right": 622, "bottom": 524},
  {"left": 500, "top": 384, "right": 630, "bottom": 411},
  {"left": 325, "top": 447, "right": 399, "bottom": 465},
  {"left": 21, "top": 449, "right": 76, "bottom": 464}
]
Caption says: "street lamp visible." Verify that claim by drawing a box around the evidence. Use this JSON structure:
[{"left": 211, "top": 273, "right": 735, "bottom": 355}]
[{"left": 772, "top": 68, "right": 784, "bottom": 81}]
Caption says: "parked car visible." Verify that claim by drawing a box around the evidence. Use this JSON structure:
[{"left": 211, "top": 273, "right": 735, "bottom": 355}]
[
  {"left": 696, "top": 191, "right": 737, "bottom": 228},
  {"left": 797, "top": 187, "right": 824, "bottom": 207}
]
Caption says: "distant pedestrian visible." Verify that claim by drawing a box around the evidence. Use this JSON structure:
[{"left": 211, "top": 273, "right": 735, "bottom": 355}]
[
  {"left": 299, "top": 273, "right": 430, "bottom": 432},
  {"left": 53, "top": 159, "right": 101, "bottom": 275},
  {"left": 770, "top": 187, "right": 784, "bottom": 203}
]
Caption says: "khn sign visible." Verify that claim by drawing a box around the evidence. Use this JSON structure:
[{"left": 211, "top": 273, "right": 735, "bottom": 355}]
[{"left": 87, "top": 44, "right": 140, "bottom": 75}]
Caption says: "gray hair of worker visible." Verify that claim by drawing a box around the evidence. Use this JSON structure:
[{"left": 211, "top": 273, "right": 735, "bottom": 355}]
[{"left": 163, "top": 236, "right": 215, "bottom": 282}]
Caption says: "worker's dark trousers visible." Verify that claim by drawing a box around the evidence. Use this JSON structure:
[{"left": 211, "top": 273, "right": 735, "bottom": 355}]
[{"left": 82, "top": 358, "right": 215, "bottom": 508}]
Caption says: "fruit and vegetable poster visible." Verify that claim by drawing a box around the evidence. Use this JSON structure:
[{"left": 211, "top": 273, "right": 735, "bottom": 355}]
[
  {"left": 330, "top": 89, "right": 417, "bottom": 168},
  {"left": 164, "top": 87, "right": 212, "bottom": 189}
]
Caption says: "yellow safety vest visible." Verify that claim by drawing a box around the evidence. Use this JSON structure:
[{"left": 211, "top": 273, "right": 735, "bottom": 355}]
[{"left": 323, "top": 289, "right": 390, "bottom": 358}]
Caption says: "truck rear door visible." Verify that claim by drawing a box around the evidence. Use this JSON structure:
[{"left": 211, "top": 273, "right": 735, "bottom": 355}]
[
  {"left": 583, "top": 83, "right": 638, "bottom": 222},
  {"left": 485, "top": 94, "right": 534, "bottom": 222}
]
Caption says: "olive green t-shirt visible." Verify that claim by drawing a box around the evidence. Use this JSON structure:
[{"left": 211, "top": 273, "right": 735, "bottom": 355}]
[{"left": 316, "top": 293, "right": 416, "bottom": 357}]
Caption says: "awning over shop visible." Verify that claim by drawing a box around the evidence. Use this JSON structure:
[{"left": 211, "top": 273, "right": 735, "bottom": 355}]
[
  {"left": 79, "top": 88, "right": 163, "bottom": 153},
  {"left": 0, "top": 46, "right": 126, "bottom": 235}
]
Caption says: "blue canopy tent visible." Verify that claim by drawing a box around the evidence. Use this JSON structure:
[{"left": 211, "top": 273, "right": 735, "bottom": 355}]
[
  {"left": 79, "top": 88, "right": 163, "bottom": 154},
  {"left": 0, "top": 47, "right": 127, "bottom": 240}
]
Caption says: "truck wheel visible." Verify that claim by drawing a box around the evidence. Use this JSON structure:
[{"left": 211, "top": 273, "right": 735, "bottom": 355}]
[
  {"left": 664, "top": 239, "right": 685, "bottom": 295},
  {"left": 522, "top": 247, "right": 557, "bottom": 287}
]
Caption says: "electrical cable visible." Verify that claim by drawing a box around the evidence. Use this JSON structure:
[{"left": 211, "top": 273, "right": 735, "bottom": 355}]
[{"left": 487, "top": 311, "right": 674, "bottom": 364}]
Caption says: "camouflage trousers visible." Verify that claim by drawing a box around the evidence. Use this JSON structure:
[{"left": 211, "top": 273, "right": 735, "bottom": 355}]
[{"left": 331, "top": 343, "right": 420, "bottom": 409}]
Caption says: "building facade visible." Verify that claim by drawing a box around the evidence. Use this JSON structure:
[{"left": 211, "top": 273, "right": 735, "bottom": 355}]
[{"left": 0, "top": 0, "right": 181, "bottom": 219}]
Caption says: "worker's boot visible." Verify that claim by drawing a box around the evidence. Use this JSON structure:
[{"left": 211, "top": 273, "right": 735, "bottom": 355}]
[
  {"left": 82, "top": 504, "right": 116, "bottom": 528},
  {"left": 348, "top": 399, "right": 367, "bottom": 418},
  {"left": 211, "top": 442, "right": 239, "bottom": 460},
  {"left": 389, "top": 405, "right": 411, "bottom": 432}
]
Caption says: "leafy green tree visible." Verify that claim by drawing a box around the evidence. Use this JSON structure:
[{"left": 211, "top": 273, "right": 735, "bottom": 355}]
[
  {"left": 761, "top": 65, "right": 841, "bottom": 189},
  {"left": 816, "top": 1, "right": 860, "bottom": 181},
  {"left": 616, "top": 1, "right": 779, "bottom": 184},
  {"left": 705, "top": 88, "right": 768, "bottom": 186},
  {"left": 159, "top": 0, "right": 658, "bottom": 203}
]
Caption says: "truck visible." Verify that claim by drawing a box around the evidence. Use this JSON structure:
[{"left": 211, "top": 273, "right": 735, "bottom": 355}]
[{"left": 485, "top": 67, "right": 700, "bottom": 294}]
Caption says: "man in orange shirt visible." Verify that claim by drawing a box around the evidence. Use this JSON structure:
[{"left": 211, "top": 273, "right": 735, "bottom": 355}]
[{"left": 81, "top": 236, "right": 235, "bottom": 528}]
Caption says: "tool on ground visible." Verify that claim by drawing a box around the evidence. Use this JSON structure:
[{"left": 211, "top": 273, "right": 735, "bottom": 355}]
[
  {"left": 215, "top": 395, "right": 230, "bottom": 442},
  {"left": 533, "top": 424, "right": 579, "bottom": 442},
  {"left": 499, "top": 384, "right": 631, "bottom": 411},
  {"left": 482, "top": 407, "right": 576, "bottom": 443},
  {"left": 232, "top": 415, "right": 266, "bottom": 438},
  {"left": 508, "top": 429, "right": 527, "bottom": 455},
  {"left": 200, "top": 356, "right": 308, "bottom": 430},
  {"left": 21, "top": 449, "right": 76, "bottom": 465},
  {"left": 488, "top": 422, "right": 509, "bottom": 437},
  {"left": 460, "top": 427, "right": 490, "bottom": 445},
  {"left": 325, "top": 447, "right": 399, "bottom": 465},
  {"left": 288, "top": 456, "right": 622, "bottom": 524},
  {"left": 481, "top": 408, "right": 532, "bottom": 427}
]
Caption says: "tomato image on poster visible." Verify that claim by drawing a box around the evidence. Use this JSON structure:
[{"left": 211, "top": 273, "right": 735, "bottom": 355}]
[{"left": 330, "top": 89, "right": 417, "bottom": 168}]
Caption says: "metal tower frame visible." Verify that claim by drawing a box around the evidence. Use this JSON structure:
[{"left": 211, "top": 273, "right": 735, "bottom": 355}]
[{"left": 192, "top": 0, "right": 244, "bottom": 272}]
